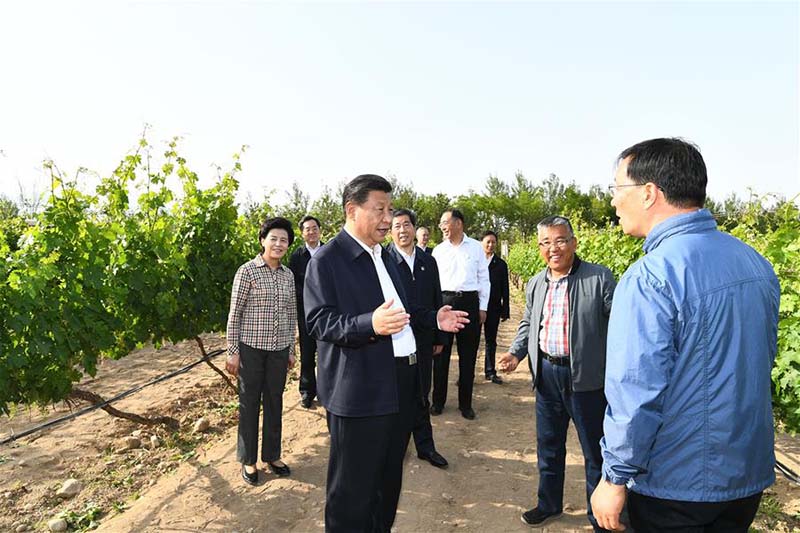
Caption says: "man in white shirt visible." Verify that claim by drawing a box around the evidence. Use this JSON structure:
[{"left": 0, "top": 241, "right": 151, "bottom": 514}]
[{"left": 431, "top": 208, "right": 490, "bottom": 420}]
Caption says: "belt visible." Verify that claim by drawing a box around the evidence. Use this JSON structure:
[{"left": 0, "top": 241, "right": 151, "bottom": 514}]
[
  {"left": 442, "top": 290, "right": 478, "bottom": 297},
  {"left": 542, "top": 353, "right": 570, "bottom": 367},
  {"left": 396, "top": 352, "right": 417, "bottom": 366}
]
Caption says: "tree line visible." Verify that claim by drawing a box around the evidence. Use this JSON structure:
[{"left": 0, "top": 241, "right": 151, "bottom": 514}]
[{"left": 0, "top": 135, "right": 797, "bottom": 431}]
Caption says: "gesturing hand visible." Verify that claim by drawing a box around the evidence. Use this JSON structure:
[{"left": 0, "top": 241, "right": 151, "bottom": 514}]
[
  {"left": 436, "top": 305, "right": 470, "bottom": 333},
  {"left": 372, "top": 299, "right": 410, "bottom": 336}
]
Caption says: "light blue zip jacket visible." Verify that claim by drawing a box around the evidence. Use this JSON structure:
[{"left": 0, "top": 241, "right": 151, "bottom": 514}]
[{"left": 600, "top": 209, "right": 780, "bottom": 501}]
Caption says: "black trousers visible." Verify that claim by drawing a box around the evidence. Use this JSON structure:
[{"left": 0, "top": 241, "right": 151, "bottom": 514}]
[
  {"left": 482, "top": 307, "right": 501, "bottom": 377},
  {"left": 432, "top": 292, "right": 480, "bottom": 411},
  {"left": 297, "top": 318, "right": 318, "bottom": 400},
  {"left": 411, "top": 344, "right": 435, "bottom": 455},
  {"left": 236, "top": 343, "right": 289, "bottom": 464},
  {"left": 628, "top": 491, "right": 762, "bottom": 532},
  {"left": 325, "top": 357, "right": 419, "bottom": 533}
]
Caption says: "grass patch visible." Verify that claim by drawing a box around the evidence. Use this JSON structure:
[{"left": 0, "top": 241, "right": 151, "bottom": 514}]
[{"left": 60, "top": 502, "right": 103, "bottom": 531}]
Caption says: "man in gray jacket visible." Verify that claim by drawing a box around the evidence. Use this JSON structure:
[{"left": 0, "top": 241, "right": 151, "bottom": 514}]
[{"left": 498, "top": 215, "right": 615, "bottom": 531}]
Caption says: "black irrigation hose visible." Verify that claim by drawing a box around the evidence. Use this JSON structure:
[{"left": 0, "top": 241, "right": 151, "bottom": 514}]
[
  {"left": 0, "top": 348, "right": 226, "bottom": 446},
  {"left": 776, "top": 459, "right": 800, "bottom": 486}
]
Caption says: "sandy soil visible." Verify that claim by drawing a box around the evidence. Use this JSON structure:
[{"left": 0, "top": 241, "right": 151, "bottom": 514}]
[{"left": 2, "top": 301, "right": 799, "bottom": 533}]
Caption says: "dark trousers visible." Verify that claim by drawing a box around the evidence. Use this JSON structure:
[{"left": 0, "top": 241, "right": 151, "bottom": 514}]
[
  {"left": 432, "top": 292, "right": 480, "bottom": 411},
  {"left": 628, "top": 491, "right": 762, "bottom": 532},
  {"left": 236, "top": 343, "right": 289, "bottom": 464},
  {"left": 483, "top": 308, "right": 501, "bottom": 377},
  {"left": 412, "top": 344, "right": 435, "bottom": 455},
  {"left": 536, "top": 358, "right": 607, "bottom": 529},
  {"left": 297, "top": 319, "right": 318, "bottom": 400},
  {"left": 325, "top": 358, "right": 419, "bottom": 533}
]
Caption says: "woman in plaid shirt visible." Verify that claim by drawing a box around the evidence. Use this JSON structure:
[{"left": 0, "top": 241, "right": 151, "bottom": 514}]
[{"left": 226, "top": 217, "right": 297, "bottom": 485}]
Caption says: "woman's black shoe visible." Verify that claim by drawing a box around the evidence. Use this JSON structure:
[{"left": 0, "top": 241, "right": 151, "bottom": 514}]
[
  {"left": 242, "top": 464, "right": 259, "bottom": 486},
  {"left": 267, "top": 461, "right": 291, "bottom": 477}
]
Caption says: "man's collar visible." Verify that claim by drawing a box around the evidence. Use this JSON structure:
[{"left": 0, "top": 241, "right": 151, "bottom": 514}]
[
  {"left": 340, "top": 227, "right": 381, "bottom": 260},
  {"left": 446, "top": 233, "right": 465, "bottom": 246},
  {"left": 396, "top": 245, "right": 416, "bottom": 259},
  {"left": 386, "top": 242, "right": 410, "bottom": 264}
]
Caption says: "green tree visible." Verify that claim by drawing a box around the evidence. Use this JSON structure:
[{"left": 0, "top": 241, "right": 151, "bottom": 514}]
[
  {"left": 310, "top": 183, "right": 345, "bottom": 233},
  {"left": 275, "top": 182, "right": 310, "bottom": 227}
]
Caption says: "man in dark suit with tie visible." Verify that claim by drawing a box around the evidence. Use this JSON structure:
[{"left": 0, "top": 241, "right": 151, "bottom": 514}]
[
  {"left": 416, "top": 226, "right": 433, "bottom": 254},
  {"left": 387, "top": 208, "right": 449, "bottom": 469},
  {"left": 303, "top": 175, "right": 468, "bottom": 532},
  {"left": 481, "top": 230, "right": 510, "bottom": 384},
  {"left": 288, "top": 215, "right": 323, "bottom": 408}
]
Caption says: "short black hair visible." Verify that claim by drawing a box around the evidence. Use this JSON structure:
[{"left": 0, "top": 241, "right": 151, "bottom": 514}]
[
  {"left": 481, "top": 230, "right": 498, "bottom": 241},
  {"left": 537, "top": 215, "right": 574, "bottom": 237},
  {"left": 299, "top": 215, "right": 320, "bottom": 231},
  {"left": 342, "top": 174, "right": 392, "bottom": 213},
  {"left": 444, "top": 208, "right": 465, "bottom": 224},
  {"left": 392, "top": 208, "right": 417, "bottom": 227},
  {"left": 259, "top": 217, "right": 294, "bottom": 253},
  {"left": 618, "top": 137, "right": 707, "bottom": 208}
]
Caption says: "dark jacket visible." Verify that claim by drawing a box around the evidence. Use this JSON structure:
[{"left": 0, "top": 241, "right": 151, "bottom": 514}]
[
  {"left": 304, "top": 230, "right": 437, "bottom": 417},
  {"left": 288, "top": 243, "right": 323, "bottom": 303},
  {"left": 385, "top": 243, "right": 446, "bottom": 349},
  {"left": 509, "top": 256, "right": 615, "bottom": 392},
  {"left": 487, "top": 255, "right": 510, "bottom": 319}
]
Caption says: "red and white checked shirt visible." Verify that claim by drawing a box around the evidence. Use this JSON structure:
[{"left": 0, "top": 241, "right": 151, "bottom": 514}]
[
  {"left": 226, "top": 254, "right": 297, "bottom": 356},
  {"left": 538, "top": 272, "right": 570, "bottom": 357}
]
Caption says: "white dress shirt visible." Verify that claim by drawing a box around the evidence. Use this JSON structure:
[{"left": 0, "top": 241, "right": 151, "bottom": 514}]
[
  {"left": 344, "top": 228, "right": 417, "bottom": 357},
  {"left": 397, "top": 246, "right": 415, "bottom": 274},
  {"left": 432, "top": 235, "right": 490, "bottom": 311},
  {"left": 306, "top": 242, "right": 322, "bottom": 257}
]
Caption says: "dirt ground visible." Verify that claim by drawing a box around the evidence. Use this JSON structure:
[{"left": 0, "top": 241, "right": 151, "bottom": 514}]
[{"left": 2, "top": 300, "right": 799, "bottom": 532}]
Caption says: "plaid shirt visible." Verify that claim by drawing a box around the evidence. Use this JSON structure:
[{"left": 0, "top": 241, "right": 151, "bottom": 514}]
[
  {"left": 226, "top": 254, "right": 297, "bottom": 356},
  {"left": 538, "top": 272, "right": 570, "bottom": 357}
]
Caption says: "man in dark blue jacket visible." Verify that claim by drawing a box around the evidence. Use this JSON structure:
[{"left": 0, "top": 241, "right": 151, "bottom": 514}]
[
  {"left": 288, "top": 215, "right": 323, "bottom": 408},
  {"left": 304, "top": 175, "right": 468, "bottom": 532},
  {"left": 387, "top": 208, "right": 449, "bottom": 469},
  {"left": 480, "top": 230, "right": 510, "bottom": 384}
]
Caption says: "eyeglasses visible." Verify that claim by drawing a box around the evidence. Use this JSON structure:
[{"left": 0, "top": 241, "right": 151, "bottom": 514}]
[
  {"left": 607, "top": 183, "right": 646, "bottom": 193},
  {"left": 537, "top": 237, "right": 572, "bottom": 249}
]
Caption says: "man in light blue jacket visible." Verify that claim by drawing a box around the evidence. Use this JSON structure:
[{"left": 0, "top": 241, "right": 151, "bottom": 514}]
[{"left": 591, "top": 138, "right": 780, "bottom": 532}]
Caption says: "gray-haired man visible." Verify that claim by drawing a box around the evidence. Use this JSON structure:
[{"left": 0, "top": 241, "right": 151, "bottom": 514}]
[{"left": 498, "top": 215, "right": 616, "bottom": 531}]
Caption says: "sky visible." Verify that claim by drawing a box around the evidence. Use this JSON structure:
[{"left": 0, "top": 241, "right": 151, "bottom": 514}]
[{"left": 0, "top": 1, "right": 798, "bottom": 209}]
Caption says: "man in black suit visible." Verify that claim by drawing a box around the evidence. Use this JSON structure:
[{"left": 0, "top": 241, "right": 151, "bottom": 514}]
[
  {"left": 304, "top": 175, "right": 468, "bottom": 532},
  {"left": 387, "top": 208, "right": 448, "bottom": 469},
  {"left": 288, "top": 215, "right": 323, "bottom": 408},
  {"left": 481, "top": 230, "right": 510, "bottom": 384},
  {"left": 416, "top": 226, "right": 433, "bottom": 254}
]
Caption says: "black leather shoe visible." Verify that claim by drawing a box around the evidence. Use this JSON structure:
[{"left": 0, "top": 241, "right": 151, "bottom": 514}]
[
  {"left": 301, "top": 395, "right": 313, "bottom": 408},
  {"left": 521, "top": 508, "right": 562, "bottom": 526},
  {"left": 460, "top": 407, "right": 476, "bottom": 420},
  {"left": 267, "top": 461, "right": 291, "bottom": 477},
  {"left": 430, "top": 405, "right": 443, "bottom": 416},
  {"left": 489, "top": 375, "right": 503, "bottom": 384},
  {"left": 241, "top": 464, "right": 258, "bottom": 486},
  {"left": 418, "top": 450, "right": 449, "bottom": 469}
]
